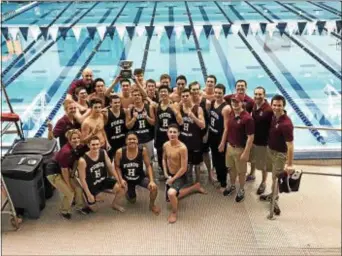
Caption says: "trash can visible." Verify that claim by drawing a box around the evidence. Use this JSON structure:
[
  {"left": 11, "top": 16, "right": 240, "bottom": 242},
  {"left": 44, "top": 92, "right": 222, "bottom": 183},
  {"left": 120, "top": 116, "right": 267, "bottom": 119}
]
[
  {"left": 1, "top": 154, "right": 45, "bottom": 219},
  {"left": 9, "top": 138, "right": 58, "bottom": 199}
]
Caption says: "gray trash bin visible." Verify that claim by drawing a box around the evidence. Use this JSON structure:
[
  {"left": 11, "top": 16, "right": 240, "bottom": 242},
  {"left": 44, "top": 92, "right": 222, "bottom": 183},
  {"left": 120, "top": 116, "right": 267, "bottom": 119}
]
[{"left": 1, "top": 154, "right": 45, "bottom": 219}]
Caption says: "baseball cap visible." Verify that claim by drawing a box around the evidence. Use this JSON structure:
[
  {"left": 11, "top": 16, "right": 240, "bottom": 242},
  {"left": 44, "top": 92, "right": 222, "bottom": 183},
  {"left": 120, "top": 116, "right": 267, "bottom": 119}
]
[{"left": 231, "top": 93, "right": 244, "bottom": 103}]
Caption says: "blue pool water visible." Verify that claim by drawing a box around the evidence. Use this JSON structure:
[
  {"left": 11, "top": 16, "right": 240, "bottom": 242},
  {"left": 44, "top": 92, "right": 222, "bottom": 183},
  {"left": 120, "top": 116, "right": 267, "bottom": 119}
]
[{"left": 1, "top": 1, "right": 341, "bottom": 158}]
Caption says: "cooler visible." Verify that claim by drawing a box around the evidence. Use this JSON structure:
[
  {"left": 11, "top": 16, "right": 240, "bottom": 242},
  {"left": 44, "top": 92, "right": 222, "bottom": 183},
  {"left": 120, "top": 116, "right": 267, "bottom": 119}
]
[{"left": 1, "top": 154, "right": 45, "bottom": 219}]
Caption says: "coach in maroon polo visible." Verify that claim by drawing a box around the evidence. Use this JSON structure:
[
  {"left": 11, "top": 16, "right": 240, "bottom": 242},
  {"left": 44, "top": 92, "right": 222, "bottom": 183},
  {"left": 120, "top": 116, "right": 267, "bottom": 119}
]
[
  {"left": 224, "top": 79, "right": 255, "bottom": 113},
  {"left": 260, "top": 94, "right": 295, "bottom": 215},
  {"left": 66, "top": 68, "right": 94, "bottom": 101},
  {"left": 224, "top": 94, "right": 254, "bottom": 203},
  {"left": 246, "top": 86, "right": 274, "bottom": 195}
]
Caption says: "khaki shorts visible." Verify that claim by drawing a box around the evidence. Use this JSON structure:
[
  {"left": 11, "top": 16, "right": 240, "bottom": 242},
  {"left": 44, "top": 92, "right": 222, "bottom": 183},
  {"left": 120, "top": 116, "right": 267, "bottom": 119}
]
[
  {"left": 266, "top": 147, "right": 287, "bottom": 179},
  {"left": 226, "top": 145, "right": 247, "bottom": 175},
  {"left": 250, "top": 145, "right": 268, "bottom": 171}
]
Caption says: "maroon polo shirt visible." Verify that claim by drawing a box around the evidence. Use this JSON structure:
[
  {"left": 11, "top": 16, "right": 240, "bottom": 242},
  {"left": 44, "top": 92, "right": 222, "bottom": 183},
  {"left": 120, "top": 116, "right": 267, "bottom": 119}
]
[
  {"left": 53, "top": 115, "right": 81, "bottom": 148},
  {"left": 252, "top": 101, "right": 273, "bottom": 146},
  {"left": 68, "top": 79, "right": 94, "bottom": 100},
  {"left": 54, "top": 143, "right": 76, "bottom": 169},
  {"left": 268, "top": 113, "right": 294, "bottom": 153},
  {"left": 224, "top": 94, "right": 255, "bottom": 113},
  {"left": 227, "top": 110, "right": 255, "bottom": 148}
]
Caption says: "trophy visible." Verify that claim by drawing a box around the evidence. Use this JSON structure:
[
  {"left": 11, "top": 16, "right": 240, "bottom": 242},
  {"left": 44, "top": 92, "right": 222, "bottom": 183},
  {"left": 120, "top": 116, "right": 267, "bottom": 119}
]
[{"left": 119, "top": 60, "right": 133, "bottom": 79}]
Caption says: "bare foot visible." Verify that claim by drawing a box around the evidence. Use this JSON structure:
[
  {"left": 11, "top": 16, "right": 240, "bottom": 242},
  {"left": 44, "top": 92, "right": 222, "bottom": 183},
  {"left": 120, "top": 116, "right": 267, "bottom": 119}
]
[
  {"left": 168, "top": 212, "right": 177, "bottom": 224},
  {"left": 195, "top": 183, "right": 207, "bottom": 194},
  {"left": 112, "top": 204, "right": 126, "bottom": 213},
  {"left": 150, "top": 205, "right": 161, "bottom": 216},
  {"left": 219, "top": 187, "right": 226, "bottom": 193}
]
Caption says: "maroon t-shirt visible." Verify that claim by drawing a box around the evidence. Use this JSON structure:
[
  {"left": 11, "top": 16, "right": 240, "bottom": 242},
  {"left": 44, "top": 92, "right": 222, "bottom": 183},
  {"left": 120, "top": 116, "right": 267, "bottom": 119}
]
[
  {"left": 68, "top": 79, "right": 94, "bottom": 100},
  {"left": 227, "top": 111, "right": 255, "bottom": 147},
  {"left": 252, "top": 101, "right": 273, "bottom": 146},
  {"left": 54, "top": 143, "right": 75, "bottom": 169},
  {"left": 224, "top": 94, "right": 255, "bottom": 113},
  {"left": 53, "top": 115, "right": 81, "bottom": 148},
  {"left": 268, "top": 113, "right": 294, "bottom": 153}
]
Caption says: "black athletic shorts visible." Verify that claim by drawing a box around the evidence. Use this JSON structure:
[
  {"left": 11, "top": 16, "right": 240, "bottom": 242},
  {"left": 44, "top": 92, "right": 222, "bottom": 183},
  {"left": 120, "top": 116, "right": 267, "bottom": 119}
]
[
  {"left": 126, "top": 177, "right": 150, "bottom": 199},
  {"left": 85, "top": 178, "right": 117, "bottom": 205},
  {"left": 201, "top": 141, "right": 210, "bottom": 153},
  {"left": 188, "top": 150, "right": 203, "bottom": 165}
]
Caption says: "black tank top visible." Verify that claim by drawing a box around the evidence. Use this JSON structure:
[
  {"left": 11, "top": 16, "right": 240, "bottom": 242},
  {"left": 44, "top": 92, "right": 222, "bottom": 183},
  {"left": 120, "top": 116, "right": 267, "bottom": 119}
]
[
  {"left": 105, "top": 109, "right": 127, "bottom": 148},
  {"left": 180, "top": 105, "right": 202, "bottom": 151},
  {"left": 155, "top": 104, "right": 177, "bottom": 148},
  {"left": 131, "top": 104, "right": 153, "bottom": 144},
  {"left": 120, "top": 146, "right": 145, "bottom": 182},
  {"left": 209, "top": 101, "right": 227, "bottom": 136},
  {"left": 199, "top": 98, "right": 209, "bottom": 132},
  {"left": 84, "top": 149, "right": 107, "bottom": 187}
]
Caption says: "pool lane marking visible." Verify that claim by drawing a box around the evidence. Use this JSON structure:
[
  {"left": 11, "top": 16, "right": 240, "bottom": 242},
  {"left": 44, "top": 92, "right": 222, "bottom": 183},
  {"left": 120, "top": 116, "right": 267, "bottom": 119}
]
[
  {"left": 168, "top": 5, "right": 177, "bottom": 85},
  {"left": 2, "top": 2, "right": 40, "bottom": 22},
  {"left": 34, "top": 2, "right": 128, "bottom": 137},
  {"left": 3, "top": 2, "right": 99, "bottom": 88},
  {"left": 1, "top": 2, "right": 73, "bottom": 79},
  {"left": 141, "top": 2, "right": 158, "bottom": 71},
  {"left": 307, "top": 1, "right": 342, "bottom": 16},
  {"left": 184, "top": 1, "right": 208, "bottom": 82},
  {"left": 215, "top": 1, "right": 327, "bottom": 145},
  {"left": 199, "top": 5, "right": 236, "bottom": 93}
]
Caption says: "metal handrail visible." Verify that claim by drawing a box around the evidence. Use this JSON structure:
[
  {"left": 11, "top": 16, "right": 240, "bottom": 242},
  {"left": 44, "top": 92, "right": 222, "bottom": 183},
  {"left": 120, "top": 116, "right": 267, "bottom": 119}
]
[{"left": 294, "top": 125, "right": 342, "bottom": 132}]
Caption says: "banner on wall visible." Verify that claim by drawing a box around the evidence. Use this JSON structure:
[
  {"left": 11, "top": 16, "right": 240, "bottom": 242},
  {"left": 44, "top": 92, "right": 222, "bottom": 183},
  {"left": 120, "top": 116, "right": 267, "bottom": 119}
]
[{"left": 2, "top": 19, "right": 341, "bottom": 43}]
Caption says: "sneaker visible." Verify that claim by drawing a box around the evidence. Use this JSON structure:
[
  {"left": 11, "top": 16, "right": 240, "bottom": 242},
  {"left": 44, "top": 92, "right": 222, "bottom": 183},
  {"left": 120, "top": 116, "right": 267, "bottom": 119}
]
[
  {"left": 259, "top": 193, "right": 279, "bottom": 202},
  {"left": 223, "top": 185, "right": 236, "bottom": 196},
  {"left": 246, "top": 174, "right": 255, "bottom": 182},
  {"left": 257, "top": 183, "right": 266, "bottom": 195},
  {"left": 61, "top": 213, "right": 71, "bottom": 220},
  {"left": 235, "top": 189, "right": 245, "bottom": 203},
  {"left": 273, "top": 202, "right": 281, "bottom": 216},
  {"left": 77, "top": 207, "right": 92, "bottom": 215}
]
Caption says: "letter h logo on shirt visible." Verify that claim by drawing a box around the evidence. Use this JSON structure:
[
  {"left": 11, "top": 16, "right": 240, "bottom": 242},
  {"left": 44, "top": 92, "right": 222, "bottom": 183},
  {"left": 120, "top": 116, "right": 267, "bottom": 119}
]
[{"left": 128, "top": 168, "right": 136, "bottom": 177}]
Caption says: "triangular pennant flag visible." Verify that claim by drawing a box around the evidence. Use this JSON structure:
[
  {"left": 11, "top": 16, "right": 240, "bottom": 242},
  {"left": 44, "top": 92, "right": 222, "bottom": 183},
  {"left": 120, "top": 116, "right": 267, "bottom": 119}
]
[
  {"left": 297, "top": 22, "right": 306, "bottom": 35},
  {"left": 267, "top": 23, "right": 277, "bottom": 37},
  {"left": 260, "top": 23, "right": 267, "bottom": 34},
  {"left": 19, "top": 27, "right": 29, "bottom": 41},
  {"left": 325, "top": 20, "right": 336, "bottom": 34},
  {"left": 287, "top": 21, "right": 297, "bottom": 35},
  {"left": 231, "top": 24, "right": 240, "bottom": 35},
  {"left": 30, "top": 25, "right": 41, "bottom": 40},
  {"left": 250, "top": 22, "right": 259, "bottom": 35},
  {"left": 39, "top": 26, "right": 49, "bottom": 40},
  {"left": 135, "top": 26, "right": 145, "bottom": 37},
  {"left": 87, "top": 27, "right": 97, "bottom": 40},
  {"left": 194, "top": 25, "right": 203, "bottom": 36},
  {"left": 184, "top": 25, "right": 192, "bottom": 39},
  {"left": 212, "top": 25, "right": 221, "bottom": 38},
  {"left": 155, "top": 25, "right": 164, "bottom": 40},
  {"left": 107, "top": 26, "right": 115, "bottom": 39},
  {"left": 222, "top": 24, "right": 231, "bottom": 37},
  {"left": 126, "top": 26, "right": 135, "bottom": 40},
  {"left": 145, "top": 26, "right": 154, "bottom": 38},
  {"left": 241, "top": 23, "right": 250, "bottom": 36},
  {"left": 203, "top": 25, "right": 212, "bottom": 38},
  {"left": 277, "top": 22, "right": 287, "bottom": 36},
  {"left": 336, "top": 20, "right": 342, "bottom": 34},
  {"left": 316, "top": 21, "right": 326, "bottom": 35},
  {"left": 8, "top": 27, "right": 19, "bottom": 40},
  {"left": 97, "top": 25, "right": 106, "bottom": 40},
  {"left": 165, "top": 26, "right": 174, "bottom": 39},
  {"left": 116, "top": 26, "right": 126, "bottom": 40},
  {"left": 174, "top": 25, "right": 183, "bottom": 39},
  {"left": 59, "top": 27, "right": 68, "bottom": 40},
  {"left": 48, "top": 26, "right": 59, "bottom": 41},
  {"left": 72, "top": 26, "right": 82, "bottom": 41}
]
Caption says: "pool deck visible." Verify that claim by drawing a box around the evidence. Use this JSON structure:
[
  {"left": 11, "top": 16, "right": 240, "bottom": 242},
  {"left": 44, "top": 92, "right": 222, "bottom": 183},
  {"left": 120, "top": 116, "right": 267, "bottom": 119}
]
[{"left": 1, "top": 164, "right": 341, "bottom": 256}]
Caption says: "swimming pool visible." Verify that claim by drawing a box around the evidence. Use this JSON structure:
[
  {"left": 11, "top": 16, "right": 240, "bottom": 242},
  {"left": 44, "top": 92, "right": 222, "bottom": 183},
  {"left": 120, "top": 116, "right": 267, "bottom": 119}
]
[{"left": 1, "top": 1, "right": 341, "bottom": 158}]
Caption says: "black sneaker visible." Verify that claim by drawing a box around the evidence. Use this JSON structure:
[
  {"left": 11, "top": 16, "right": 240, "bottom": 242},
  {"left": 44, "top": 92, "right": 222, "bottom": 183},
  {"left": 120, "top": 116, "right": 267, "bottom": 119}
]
[
  {"left": 257, "top": 183, "right": 266, "bottom": 195},
  {"left": 77, "top": 207, "right": 92, "bottom": 215},
  {"left": 259, "top": 193, "right": 279, "bottom": 202},
  {"left": 61, "top": 213, "right": 71, "bottom": 220},
  {"left": 223, "top": 185, "right": 236, "bottom": 196},
  {"left": 235, "top": 189, "right": 245, "bottom": 203},
  {"left": 274, "top": 202, "right": 281, "bottom": 216}
]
